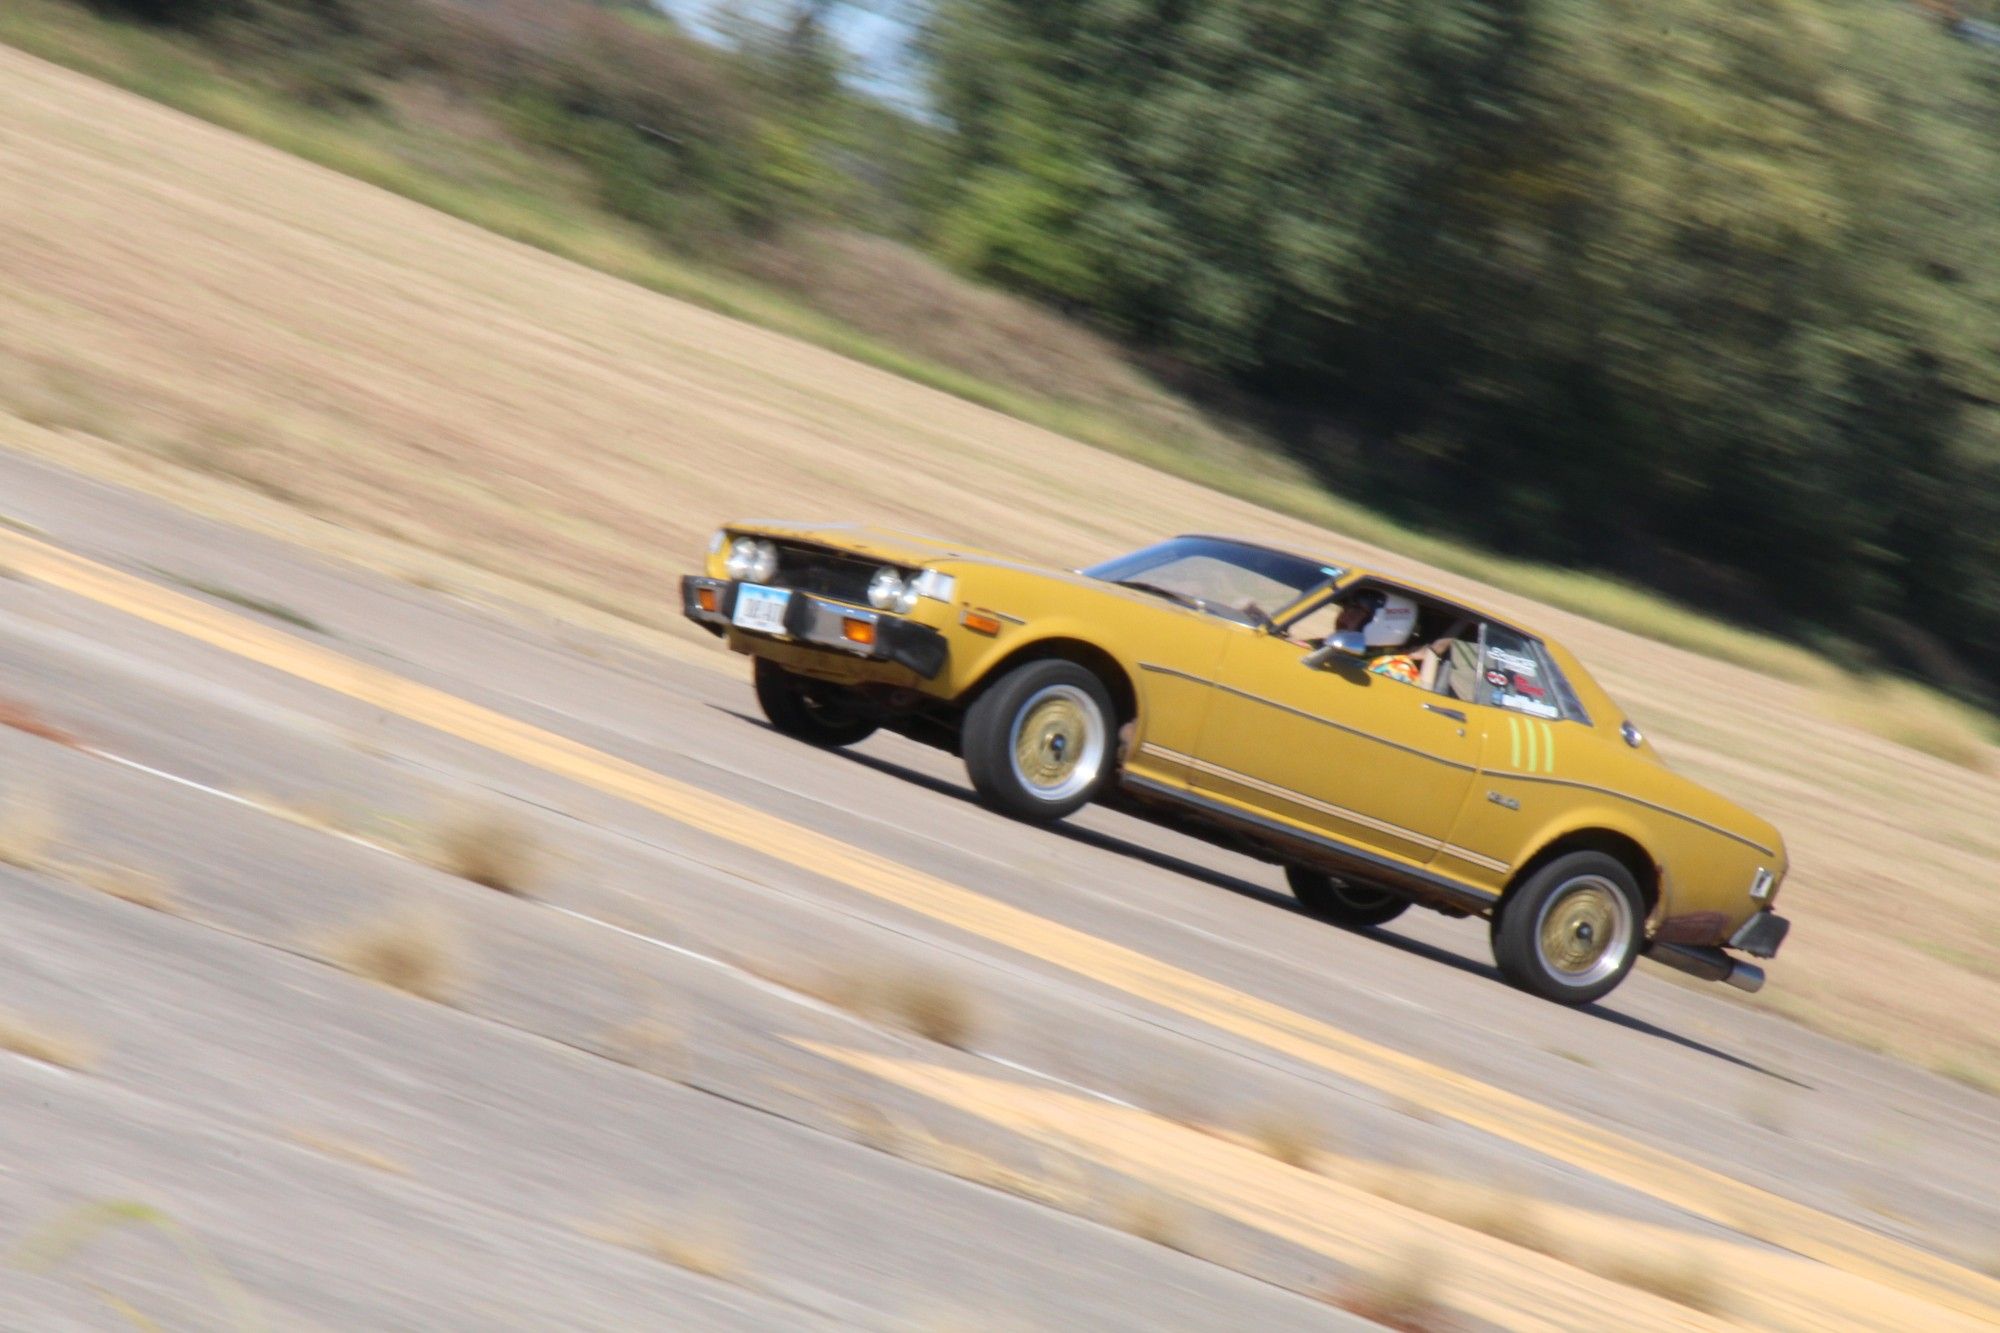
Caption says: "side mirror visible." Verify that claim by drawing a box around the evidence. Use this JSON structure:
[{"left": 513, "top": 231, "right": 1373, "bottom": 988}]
[{"left": 1303, "top": 630, "right": 1368, "bottom": 669}]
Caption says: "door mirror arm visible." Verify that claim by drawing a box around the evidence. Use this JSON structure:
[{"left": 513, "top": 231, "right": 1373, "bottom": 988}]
[{"left": 1303, "top": 630, "right": 1368, "bottom": 670}]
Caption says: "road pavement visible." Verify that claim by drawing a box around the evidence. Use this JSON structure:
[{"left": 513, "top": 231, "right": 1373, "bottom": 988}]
[{"left": 0, "top": 449, "right": 1996, "bottom": 1329}]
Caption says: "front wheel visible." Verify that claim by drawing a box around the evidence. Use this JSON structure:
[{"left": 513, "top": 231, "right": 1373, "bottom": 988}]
[
  {"left": 1492, "top": 851, "right": 1644, "bottom": 1005},
  {"left": 1285, "top": 867, "right": 1409, "bottom": 928},
  {"left": 961, "top": 660, "right": 1115, "bottom": 821},
  {"left": 754, "top": 659, "right": 878, "bottom": 748}
]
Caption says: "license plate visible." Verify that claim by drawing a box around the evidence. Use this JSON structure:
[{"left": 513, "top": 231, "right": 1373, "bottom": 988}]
[{"left": 732, "top": 584, "right": 792, "bottom": 635}]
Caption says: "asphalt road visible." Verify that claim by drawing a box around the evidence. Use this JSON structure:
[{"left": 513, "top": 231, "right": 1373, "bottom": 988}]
[{"left": 1, "top": 449, "right": 1997, "bottom": 1330}]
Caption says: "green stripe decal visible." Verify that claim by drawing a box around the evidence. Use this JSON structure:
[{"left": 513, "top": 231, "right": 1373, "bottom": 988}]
[
  {"left": 1541, "top": 720, "right": 1557, "bottom": 773},
  {"left": 1508, "top": 716, "right": 1521, "bottom": 768},
  {"left": 1524, "top": 718, "right": 1539, "bottom": 772}
]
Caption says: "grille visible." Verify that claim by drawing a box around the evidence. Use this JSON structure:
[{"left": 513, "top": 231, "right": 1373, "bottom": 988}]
[{"left": 768, "top": 543, "right": 902, "bottom": 605}]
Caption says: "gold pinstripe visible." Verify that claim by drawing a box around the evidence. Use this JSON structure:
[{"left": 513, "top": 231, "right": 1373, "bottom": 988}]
[
  {"left": 1139, "top": 743, "right": 1510, "bottom": 873},
  {"left": 1141, "top": 744, "right": 1443, "bottom": 849}
]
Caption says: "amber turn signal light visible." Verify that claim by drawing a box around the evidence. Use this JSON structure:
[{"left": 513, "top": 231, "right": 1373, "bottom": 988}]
[
  {"left": 961, "top": 611, "right": 1003, "bottom": 635},
  {"left": 697, "top": 587, "right": 718, "bottom": 613},
  {"left": 842, "top": 618, "right": 877, "bottom": 645}
]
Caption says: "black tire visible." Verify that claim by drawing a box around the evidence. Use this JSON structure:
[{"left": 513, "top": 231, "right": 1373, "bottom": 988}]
[
  {"left": 962, "top": 660, "right": 1116, "bottom": 822},
  {"left": 1492, "top": 851, "right": 1644, "bottom": 1005},
  {"left": 1285, "top": 867, "right": 1410, "bottom": 928},
  {"left": 753, "top": 659, "right": 878, "bottom": 748}
]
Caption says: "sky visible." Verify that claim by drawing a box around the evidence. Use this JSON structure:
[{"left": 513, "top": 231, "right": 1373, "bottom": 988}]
[{"left": 655, "top": 1, "right": 928, "bottom": 109}]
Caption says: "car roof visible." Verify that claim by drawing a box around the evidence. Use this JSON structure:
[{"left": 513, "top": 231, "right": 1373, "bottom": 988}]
[{"left": 1181, "top": 534, "right": 1550, "bottom": 640}]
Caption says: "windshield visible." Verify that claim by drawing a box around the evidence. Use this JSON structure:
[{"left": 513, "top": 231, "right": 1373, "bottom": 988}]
[{"left": 1083, "top": 536, "right": 1341, "bottom": 626}]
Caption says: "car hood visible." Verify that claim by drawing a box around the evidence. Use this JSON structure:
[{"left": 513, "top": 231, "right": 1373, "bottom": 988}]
[
  {"left": 722, "top": 519, "right": 1231, "bottom": 613},
  {"left": 727, "top": 520, "right": 1068, "bottom": 574}
]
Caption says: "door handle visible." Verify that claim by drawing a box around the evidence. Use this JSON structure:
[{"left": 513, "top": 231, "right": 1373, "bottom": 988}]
[{"left": 1424, "top": 703, "right": 1468, "bottom": 723}]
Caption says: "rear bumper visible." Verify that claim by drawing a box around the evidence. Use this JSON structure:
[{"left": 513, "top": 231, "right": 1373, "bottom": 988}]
[
  {"left": 1729, "top": 909, "right": 1790, "bottom": 959},
  {"left": 680, "top": 575, "right": 948, "bottom": 680},
  {"left": 1644, "top": 909, "right": 1789, "bottom": 994}
]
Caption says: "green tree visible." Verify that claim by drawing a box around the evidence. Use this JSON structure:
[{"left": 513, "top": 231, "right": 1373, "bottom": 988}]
[{"left": 922, "top": 0, "right": 2000, "bottom": 693}]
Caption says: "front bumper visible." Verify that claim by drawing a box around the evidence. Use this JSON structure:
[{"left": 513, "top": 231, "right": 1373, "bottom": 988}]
[{"left": 681, "top": 575, "right": 949, "bottom": 680}]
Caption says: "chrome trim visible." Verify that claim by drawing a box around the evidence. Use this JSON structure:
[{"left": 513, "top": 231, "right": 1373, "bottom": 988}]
[
  {"left": 1139, "top": 743, "right": 1511, "bottom": 875},
  {"left": 1137, "top": 663, "right": 1479, "bottom": 774},
  {"left": 1424, "top": 703, "right": 1468, "bottom": 723},
  {"left": 973, "top": 607, "right": 1026, "bottom": 625},
  {"left": 1135, "top": 665, "right": 1772, "bottom": 857},
  {"left": 1142, "top": 743, "right": 1442, "bottom": 849},
  {"left": 1438, "top": 845, "right": 1510, "bottom": 874},
  {"left": 1119, "top": 773, "right": 1498, "bottom": 912}
]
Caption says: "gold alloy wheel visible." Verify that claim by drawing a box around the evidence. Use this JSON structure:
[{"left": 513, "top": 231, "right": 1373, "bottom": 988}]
[
  {"left": 1536, "top": 875, "right": 1633, "bottom": 985},
  {"left": 1008, "top": 684, "right": 1106, "bottom": 801}
]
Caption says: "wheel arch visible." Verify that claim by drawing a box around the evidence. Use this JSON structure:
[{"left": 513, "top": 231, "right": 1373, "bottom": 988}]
[
  {"left": 1499, "top": 826, "right": 1660, "bottom": 922},
  {"left": 961, "top": 636, "right": 1138, "bottom": 726}
]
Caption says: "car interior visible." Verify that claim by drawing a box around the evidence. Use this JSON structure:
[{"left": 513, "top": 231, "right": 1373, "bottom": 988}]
[{"left": 1281, "top": 582, "right": 1487, "bottom": 705}]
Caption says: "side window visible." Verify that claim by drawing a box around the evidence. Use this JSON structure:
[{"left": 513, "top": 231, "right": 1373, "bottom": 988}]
[
  {"left": 1545, "top": 654, "right": 1592, "bottom": 726},
  {"left": 1283, "top": 594, "right": 1342, "bottom": 646},
  {"left": 1478, "top": 624, "right": 1564, "bottom": 719}
]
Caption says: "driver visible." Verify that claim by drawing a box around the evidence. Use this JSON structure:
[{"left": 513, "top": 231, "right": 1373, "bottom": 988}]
[{"left": 1332, "top": 589, "right": 1443, "bottom": 688}]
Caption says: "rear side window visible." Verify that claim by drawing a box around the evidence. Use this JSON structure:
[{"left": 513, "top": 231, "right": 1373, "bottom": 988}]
[
  {"left": 1544, "top": 654, "right": 1592, "bottom": 726},
  {"left": 1479, "top": 625, "right": 1565, "bottom": 720}
]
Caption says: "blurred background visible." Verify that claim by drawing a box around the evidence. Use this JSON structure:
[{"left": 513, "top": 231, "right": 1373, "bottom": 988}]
[{"left": 12, "top": 0, "right": 2000, "bottom": 709}]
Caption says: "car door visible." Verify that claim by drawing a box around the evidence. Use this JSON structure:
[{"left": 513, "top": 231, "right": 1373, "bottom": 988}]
[
  {"left": 1187, "top": 624, "right": 1485, "bottom": 869},
  {"left": 1119, "top": 608, "right": 1245, "bottom": 793},
  {"left": 1431, "top": 622, "right": 1594, "bottom": 892}
]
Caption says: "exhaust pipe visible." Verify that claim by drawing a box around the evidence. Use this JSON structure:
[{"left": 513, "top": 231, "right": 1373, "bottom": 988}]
[{"left": 1645, "top": 941, "right": 1765, "bottom": 994}]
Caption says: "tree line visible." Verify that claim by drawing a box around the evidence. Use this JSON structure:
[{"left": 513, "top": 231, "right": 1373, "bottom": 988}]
[
  {"left": 73, "top": 0, "right": 2000, "bottom": 697},
  {"left": 921, "top": 0, "right": 2000, "bottom": 697}
]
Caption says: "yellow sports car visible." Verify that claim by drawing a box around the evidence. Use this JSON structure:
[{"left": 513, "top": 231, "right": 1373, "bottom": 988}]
[{"left": 684, "top": 525, "right": 1790, "bottom": 1005}]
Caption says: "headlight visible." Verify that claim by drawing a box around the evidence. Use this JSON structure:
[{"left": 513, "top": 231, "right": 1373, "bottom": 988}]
[
  {"left": 868, "top": 567, "right": 906, "bottom": 610},
  {"left": 725, "top": 537, "right": 758, "bottom": 580},
  {"left": 909, "top": 569, "right": 957, "bottom": 604},
  {"left": 746, "top": 540, "right": 779, "bottom": 584}
]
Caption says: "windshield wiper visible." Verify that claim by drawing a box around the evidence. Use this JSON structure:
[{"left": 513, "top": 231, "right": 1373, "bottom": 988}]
[{"left": 1112, "top": 579, "right": 1211, "bottom": 614}]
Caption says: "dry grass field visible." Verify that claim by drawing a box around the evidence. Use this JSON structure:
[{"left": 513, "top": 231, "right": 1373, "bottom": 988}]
[{"left": 1, "top": 43, "right": 1996, "bottom": 1088}]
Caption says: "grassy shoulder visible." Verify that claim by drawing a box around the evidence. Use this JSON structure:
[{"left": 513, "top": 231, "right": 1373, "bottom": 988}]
[{"left": 1, "top": 0, "right": 1994, "bottom": 769}]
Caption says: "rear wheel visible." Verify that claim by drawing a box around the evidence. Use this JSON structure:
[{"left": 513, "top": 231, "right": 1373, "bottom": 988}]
[
  {"left": 962, "top": 660, "right": 1115, "bottom": 821},
  {"left": 753, "top": 659, "right": 878, "bottom": 748},
  {"left": 1285, "top": 867, "right": 1409, "bottom": 927},
  {"left": 1492, "top": 851, "right": 1643, "bottom": 1004}
]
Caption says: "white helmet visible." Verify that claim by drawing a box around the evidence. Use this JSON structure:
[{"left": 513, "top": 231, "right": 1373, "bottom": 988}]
[{"left": 1361, "top": 591, "right": 1418, "bottom": 648}]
